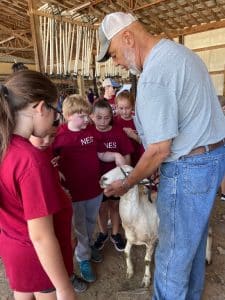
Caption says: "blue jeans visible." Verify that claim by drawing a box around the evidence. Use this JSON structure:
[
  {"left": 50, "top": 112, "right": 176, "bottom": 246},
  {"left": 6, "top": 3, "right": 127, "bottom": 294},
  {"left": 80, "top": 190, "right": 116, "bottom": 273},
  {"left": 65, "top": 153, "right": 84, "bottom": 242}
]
[{"left": 153, "top": 144, "right": 225, "bottom": 300}]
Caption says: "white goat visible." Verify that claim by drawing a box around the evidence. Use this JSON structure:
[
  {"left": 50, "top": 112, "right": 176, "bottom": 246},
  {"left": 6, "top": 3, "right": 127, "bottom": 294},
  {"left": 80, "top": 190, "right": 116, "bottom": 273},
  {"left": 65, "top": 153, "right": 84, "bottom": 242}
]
[
  {"left": 100, "top": 165, "right": 213, "bottom": 288},
  {"left": 100, "top": 165, "right": 158, "bottom": 288}
]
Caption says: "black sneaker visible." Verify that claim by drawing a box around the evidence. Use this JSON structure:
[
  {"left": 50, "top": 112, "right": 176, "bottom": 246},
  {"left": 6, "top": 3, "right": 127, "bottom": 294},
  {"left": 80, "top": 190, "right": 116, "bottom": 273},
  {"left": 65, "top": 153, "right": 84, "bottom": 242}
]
[
  {"left": 110, "top": 233, "right": 126, "bottom": 252},
  {"left": 221, "top": 193, "right": 225, "bottom": 201},
  {"left": 93, "top": 232, "right": 109, "bottom": 250},
  {"left": 91, "top": 245, "right": 103, "bottom": 263},
  {"left": 71, "top": 274, "right": 87, "bottom": 293}
]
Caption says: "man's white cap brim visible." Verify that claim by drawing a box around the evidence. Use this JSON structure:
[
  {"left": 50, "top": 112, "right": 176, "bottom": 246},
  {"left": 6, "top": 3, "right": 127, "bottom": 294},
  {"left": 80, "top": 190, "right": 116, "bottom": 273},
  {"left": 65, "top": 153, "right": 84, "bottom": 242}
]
[{"left": 97, "top": 12, "right": 137, "bottom": 63}]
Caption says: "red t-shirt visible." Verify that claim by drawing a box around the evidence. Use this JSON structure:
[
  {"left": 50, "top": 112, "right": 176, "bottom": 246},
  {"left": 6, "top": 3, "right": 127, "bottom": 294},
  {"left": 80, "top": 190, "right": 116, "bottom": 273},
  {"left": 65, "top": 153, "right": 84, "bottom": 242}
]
[
  {"left": 0, "top": 135, "right": 73, "bottom": 292},
  {"left": 93, "top": 124, "right": 134, "bottom": 175},
  {"left": 105, "top": 95, "right": 116, "bottom": 114},
  {"left": 53, "top": 124, "right": 102, "bottom": 201},
  {"left": 114, "top": 116, "right": 144, "bottom": 166}
]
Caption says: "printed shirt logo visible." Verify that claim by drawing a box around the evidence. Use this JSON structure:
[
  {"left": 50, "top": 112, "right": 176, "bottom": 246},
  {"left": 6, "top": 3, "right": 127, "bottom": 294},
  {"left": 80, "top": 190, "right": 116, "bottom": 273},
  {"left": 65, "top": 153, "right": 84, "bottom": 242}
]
[
  {"left": 104, "top": 141, "right": 117, "bottom": 149},
  {"left": 81, "top": 136, "right": 94, "bottom": 145}
]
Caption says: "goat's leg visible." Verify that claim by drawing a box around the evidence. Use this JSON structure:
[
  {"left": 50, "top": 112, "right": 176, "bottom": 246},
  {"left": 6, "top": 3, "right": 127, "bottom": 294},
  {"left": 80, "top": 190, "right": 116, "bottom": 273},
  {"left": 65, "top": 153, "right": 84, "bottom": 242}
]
[
  {"left": 206, "top": 226, "right": 213, "bottom": 265},
  {"left": 124, "top": 240, "right": 133, "bottom": 278},
  {"left": 141, "top": 243, "right": 155, "bottom": 288}
]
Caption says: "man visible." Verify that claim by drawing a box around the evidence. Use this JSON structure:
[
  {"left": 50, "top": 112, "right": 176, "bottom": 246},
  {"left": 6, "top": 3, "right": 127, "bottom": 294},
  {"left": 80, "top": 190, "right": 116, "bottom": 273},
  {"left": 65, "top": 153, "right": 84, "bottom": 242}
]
[{"left": 97, "top": 12, "right": 225, "bottom": 300}]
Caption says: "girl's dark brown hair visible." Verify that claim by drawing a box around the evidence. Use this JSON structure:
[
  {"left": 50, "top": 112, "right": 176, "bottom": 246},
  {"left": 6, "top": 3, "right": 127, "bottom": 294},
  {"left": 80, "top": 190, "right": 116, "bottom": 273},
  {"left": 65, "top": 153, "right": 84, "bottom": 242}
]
[{"left": 0, "top": 70, "right": 57, "bottom": 160}]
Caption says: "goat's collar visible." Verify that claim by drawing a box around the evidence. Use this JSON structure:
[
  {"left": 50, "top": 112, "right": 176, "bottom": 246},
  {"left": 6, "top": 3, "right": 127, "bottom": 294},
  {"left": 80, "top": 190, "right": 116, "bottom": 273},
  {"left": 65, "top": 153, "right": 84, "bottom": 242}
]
[
  {"left": 119, "top": 167, "right": 150, "bottom": 187},
  {"left": 120, "top": 167, "right": 153, "bottom": 202}
]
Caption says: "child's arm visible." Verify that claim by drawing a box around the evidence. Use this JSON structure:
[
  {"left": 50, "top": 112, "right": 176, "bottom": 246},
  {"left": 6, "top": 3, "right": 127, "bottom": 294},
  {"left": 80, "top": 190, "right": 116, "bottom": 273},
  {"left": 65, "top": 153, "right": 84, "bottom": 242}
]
[
  {"left": 98, "top": 152, "right": 126, "bottom": 166},
  {"left": 28, "top": 216, "right": 76, "bottom": 300},
  {"left": 124, "top": 154, "right": 131, "bottom": 165},
  {"left": 123, "top": 127, "right": 142, "bottom": 144}
]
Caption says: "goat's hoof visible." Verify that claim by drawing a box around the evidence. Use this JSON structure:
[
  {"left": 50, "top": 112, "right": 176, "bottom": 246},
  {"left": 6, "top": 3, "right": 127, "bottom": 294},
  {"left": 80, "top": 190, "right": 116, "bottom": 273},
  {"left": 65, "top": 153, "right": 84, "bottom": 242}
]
[
  {"left": 206, "top": 258, "right": 212, "bottom": 265},
  {"left": 126, "top": 272, "right": 133, "bottom": 279},
  {"left": 141, "top": 278, "right": 150, "bottom": 288}
]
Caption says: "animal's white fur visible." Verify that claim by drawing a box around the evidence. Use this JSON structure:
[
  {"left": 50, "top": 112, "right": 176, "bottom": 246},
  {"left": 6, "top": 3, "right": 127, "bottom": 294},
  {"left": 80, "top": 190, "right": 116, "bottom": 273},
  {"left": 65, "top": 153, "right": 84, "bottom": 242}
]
[{"left": 100, "top": 165, "right": 159, "bottom": 287}]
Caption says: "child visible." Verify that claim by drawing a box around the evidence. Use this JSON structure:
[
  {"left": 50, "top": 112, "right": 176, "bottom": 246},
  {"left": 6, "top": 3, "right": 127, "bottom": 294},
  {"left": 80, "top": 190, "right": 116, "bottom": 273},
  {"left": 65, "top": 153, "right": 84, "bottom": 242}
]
[
  {"left": 0, "top": 70, "right": 76, "bottom": 300},
  {"left": 102, "top": 78, "right": 120, "bottom": 114},
  {"left": 91, "top": 99, "right": 134, "bottom": 252},
  {"left": 115, "top": 90, "right": 160, "bottom": 193},
  {"left": 115, "top": 89, "right": 144, "bottom": 167},
  {"left": 30, "top": 127, "right": 87, "bottom": 293},
  {"left": 52, "top": 95, "right": 125, "bottom": 283}
]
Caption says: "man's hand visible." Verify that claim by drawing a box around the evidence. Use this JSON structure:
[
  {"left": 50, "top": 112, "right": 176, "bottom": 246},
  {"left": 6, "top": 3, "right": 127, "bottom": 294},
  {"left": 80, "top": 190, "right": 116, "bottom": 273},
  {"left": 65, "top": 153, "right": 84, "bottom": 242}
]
[{"left": 104, "top": 179, "right": 127, "bottom": 197}]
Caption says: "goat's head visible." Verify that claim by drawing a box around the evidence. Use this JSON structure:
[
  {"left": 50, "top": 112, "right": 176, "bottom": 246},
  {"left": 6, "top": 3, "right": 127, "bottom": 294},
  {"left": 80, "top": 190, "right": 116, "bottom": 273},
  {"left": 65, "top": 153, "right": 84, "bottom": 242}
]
[{"left": 100, "top": 165, "right": 133, "bottom": 188}]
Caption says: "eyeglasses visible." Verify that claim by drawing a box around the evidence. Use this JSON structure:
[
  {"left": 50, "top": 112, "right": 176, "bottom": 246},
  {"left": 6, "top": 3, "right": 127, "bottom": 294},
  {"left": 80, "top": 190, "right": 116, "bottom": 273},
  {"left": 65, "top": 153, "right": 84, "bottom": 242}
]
[
  {"left": 32, "top": 102, "right": 63, "bottom": 124},
  {"left": 46, "top": 103, "right": 62, "bottom": 116}
]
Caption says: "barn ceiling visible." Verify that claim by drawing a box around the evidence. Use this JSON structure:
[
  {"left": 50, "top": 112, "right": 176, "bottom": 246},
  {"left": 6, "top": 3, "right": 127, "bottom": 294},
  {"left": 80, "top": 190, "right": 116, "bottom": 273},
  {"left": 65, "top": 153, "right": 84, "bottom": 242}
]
[{"left": 1, "top": 0, "right": 225, "bottom": 63}]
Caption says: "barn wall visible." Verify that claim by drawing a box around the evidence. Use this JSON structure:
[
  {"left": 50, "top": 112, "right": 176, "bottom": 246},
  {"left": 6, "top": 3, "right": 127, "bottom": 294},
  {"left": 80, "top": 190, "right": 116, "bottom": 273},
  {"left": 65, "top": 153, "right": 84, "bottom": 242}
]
[{"left": 184, "top": 28, "right": 225, "bottom": 95}]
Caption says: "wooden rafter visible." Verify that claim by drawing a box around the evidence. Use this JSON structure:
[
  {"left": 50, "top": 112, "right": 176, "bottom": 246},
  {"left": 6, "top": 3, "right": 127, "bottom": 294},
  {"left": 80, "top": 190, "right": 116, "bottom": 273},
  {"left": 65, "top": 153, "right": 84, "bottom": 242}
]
[
  {"left": 0, "top": 24, "right": 31, "bottom": 45},
  {"left": 1, "top": 0, "right": 225, "bottom": 61}
]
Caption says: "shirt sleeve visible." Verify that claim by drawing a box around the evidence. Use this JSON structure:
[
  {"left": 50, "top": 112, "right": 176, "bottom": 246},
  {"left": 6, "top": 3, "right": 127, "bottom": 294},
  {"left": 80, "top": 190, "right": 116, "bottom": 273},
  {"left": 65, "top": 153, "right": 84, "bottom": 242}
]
[
  {"left": 19, "top": 161, "right": 64, "bottom": 220},
  {"left": 136, "top": 82, "right": 178, "bottom": 146}
]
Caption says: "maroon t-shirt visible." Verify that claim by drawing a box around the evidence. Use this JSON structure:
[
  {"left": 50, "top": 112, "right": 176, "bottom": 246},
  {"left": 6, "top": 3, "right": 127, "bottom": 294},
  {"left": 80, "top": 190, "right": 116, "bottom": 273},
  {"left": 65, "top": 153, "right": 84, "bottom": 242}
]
[
  {"left": 114, "top": 115, "right": 144, "bottom": 166},
  {"left": 0, "top": 135, "right": 73, "bottom": 292},
  {"left": 93, "top": 124, "right": 134, "bottom": 175},
  {"left": 53, "top": 124, "right": 102, "bottom": 201}
]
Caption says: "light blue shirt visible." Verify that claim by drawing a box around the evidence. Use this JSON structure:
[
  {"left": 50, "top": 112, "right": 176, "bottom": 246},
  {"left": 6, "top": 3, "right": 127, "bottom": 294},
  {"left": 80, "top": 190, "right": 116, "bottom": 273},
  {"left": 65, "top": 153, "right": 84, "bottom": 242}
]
[{"left": 134, "top": 39, "right": 225, "bottom": 162}]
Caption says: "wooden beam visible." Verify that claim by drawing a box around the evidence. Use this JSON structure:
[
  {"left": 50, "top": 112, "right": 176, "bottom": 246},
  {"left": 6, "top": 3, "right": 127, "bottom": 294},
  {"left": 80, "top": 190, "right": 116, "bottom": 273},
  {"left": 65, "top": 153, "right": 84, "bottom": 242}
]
[
  {"left": 209, "top": 70, "right": 224, "bottom": 75},
  {"left": 192, "top": 43, "right": 225, "bottom": 52},
  {"left": 30, "top": 8, "right": 96, "bottom": 28},
  {"left": 27, "top": 0, "right": 44, "bottom": 72},
  {"left": 0, "top": 37, "right": 15, "bottom": 45},
  {"left": 0, "top": 24, "right": 31, "bottom": 45},
  {"left": 133, "top": 0, "right": 169, "bottom": 12},
  {"left": 169, "top": 19, "right": 225, "bottom": 38},
  {"left": 0, "top": 47, "right": 33, "bottom": 51}
]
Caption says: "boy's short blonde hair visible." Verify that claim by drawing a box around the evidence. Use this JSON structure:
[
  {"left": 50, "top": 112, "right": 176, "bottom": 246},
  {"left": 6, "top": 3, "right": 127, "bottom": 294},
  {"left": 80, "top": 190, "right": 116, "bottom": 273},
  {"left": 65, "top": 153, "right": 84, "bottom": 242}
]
[{"left": 62, "top": 94, "right": 92, "bottom": 119}]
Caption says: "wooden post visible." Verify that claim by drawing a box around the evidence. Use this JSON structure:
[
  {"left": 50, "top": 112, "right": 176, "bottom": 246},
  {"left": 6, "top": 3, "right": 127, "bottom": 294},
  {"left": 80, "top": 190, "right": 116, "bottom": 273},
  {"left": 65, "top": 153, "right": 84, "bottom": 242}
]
[
  {"left": 77, "top": 73, "right": 85, "bottom": 97},
  {"left": 178, "top": 35, "right": 184, "bottom": 45},
  {"left": 27, "top": 0, "right": 44, "bottom": 72},
  {"left": 130, "top": 73, "right": 137, "bottom": 99},
  {"left": 92, "top": 54, "right": 98, "bottom": 96}
]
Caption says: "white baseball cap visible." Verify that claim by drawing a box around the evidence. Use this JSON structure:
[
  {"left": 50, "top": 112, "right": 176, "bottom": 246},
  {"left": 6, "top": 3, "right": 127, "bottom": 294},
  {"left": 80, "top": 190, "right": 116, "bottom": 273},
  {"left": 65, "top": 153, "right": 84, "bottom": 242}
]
[
  {"left": 102, "top": 78, "right": 121, "bottom": 88},
  {"left": 116, "top": 84, "right": 132, "bottom": 97},
  {"left": 97, "top": 12, "right": 137, "bottom": 63}
]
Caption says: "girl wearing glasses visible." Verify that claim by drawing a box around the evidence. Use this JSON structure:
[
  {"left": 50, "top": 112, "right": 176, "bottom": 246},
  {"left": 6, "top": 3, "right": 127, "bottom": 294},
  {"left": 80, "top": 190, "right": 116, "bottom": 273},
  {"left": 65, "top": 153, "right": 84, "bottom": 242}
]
[{"left": 0, "top": 70, "right": 77, "bottom": 300}]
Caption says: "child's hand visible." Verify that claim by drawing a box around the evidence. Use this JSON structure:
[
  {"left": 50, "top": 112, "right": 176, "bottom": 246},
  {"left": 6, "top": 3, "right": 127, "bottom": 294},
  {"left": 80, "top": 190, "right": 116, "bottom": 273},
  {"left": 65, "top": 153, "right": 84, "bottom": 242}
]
[
  {"left": 51, "top": 155, "right": 60, "bottom": 167},
  {"left": 114, "top": 153, "right": 126, "bottom": 166},
  {"left": 123, "top": 127, "right": 137, "bottom": 138},
  {"left": 123, "top": 127, "right": 141, "bottom": 143}
]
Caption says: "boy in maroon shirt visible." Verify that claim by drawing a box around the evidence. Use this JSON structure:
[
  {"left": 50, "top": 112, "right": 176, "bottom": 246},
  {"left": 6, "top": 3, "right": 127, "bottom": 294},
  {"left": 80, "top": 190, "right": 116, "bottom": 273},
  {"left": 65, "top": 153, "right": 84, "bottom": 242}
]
[
  {"left": 53, "top": 95, "right": 125, "bottom": 283},
  {"left": 91, "top": 99, "right": 134, "bottom": 252}
]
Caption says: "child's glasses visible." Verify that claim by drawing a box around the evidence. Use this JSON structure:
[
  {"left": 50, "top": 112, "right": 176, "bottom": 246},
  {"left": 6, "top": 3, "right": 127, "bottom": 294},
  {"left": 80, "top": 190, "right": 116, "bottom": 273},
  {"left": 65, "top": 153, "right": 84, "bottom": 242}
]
[{"left": 32, "top": 102, "right": 63, "bottom": 124}]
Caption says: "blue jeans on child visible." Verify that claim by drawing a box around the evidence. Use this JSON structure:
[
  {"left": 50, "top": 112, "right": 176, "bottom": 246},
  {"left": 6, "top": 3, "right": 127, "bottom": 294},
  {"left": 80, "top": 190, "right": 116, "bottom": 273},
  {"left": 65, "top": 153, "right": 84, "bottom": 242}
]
[
  {"left": 72, "top": 193, "right": 103, "bottom": 262},
  {"left": 153, "top": 144, "right": 225, "bottom": 300}
]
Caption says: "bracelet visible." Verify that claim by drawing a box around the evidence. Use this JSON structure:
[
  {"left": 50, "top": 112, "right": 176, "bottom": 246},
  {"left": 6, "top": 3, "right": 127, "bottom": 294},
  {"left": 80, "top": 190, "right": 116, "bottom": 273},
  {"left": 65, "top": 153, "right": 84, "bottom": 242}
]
[{"left": 122, "top": 179, "right": 132, "bottom": 191}]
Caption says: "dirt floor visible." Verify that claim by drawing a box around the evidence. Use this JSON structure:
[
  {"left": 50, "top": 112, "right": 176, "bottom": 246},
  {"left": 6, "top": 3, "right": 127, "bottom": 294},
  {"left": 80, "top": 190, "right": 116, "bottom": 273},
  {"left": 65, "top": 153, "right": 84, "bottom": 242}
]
[{"left": 1, "top": 196, "right": 225, "bottom": 300}]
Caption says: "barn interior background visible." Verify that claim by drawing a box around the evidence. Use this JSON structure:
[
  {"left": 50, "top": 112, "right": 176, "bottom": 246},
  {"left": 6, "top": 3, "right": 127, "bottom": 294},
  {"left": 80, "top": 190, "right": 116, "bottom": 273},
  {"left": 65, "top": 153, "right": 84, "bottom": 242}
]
[{"left": 0, "top": 0, "right": 225, "bottom": 95}]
